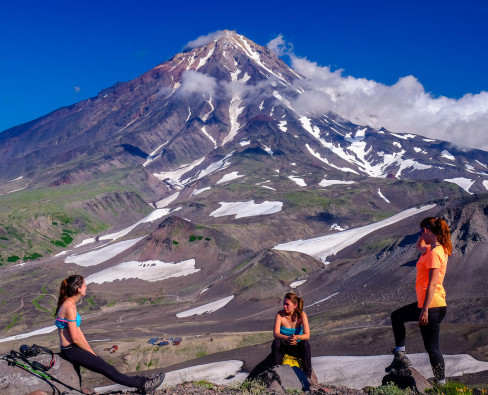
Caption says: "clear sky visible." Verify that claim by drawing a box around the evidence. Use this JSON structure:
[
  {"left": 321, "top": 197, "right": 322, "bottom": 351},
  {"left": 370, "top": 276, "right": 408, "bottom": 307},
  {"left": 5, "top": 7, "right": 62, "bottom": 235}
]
[{"left": 1, "top": 0, "right": 487, "bottom": 136}]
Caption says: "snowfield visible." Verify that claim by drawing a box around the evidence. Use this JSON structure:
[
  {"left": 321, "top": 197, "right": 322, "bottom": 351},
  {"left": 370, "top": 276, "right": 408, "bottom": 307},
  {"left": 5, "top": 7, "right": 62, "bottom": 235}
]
[
  {"left": 209, "top": 200, "right": 283, "bottom": 219},
  {"left": 290, "top": 279, "right": 307, "bottom": 288},
  {"left": 216, "top": 171, "right": 244, "bottom": 184},
  {"left": 444, "top": 177, "right": 475, "bottom": 194},
  {"left": 176, "top": 295, "right": 235, "bottom": 318},
  {"left": 75, "top": 206, "right": 177, "bottom": 247},
  {"left": 85, "top": 259, "right": 200, "bottom": 284},
  {"left": 0, "top": 326, "right": 57, "bottom": 344},
  {"left": 66, "top": 237, "right": 145, "bottom": 267},
  {"left": 319, "top": 179, "right": 355, "bottom": 187},
  {"left": 93, "top": 353, "right": 488, "bottom": 393},
  {"left": 274, "top": 204, "right": 436, "bottom": 262}
]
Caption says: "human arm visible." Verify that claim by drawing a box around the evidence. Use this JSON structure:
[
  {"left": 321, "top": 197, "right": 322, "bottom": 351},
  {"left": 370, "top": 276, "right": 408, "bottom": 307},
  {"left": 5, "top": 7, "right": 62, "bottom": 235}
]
[
  {"left": 292, "top": 312, "right": 310, "bottom": 342},
  {"left": 65, "top": 305, "right": 96, "bottom": 355},
  {"left": 419, "top": 268, "right": 440, "bottom": 326},
  {"left": 416, "top": 234, "right": 430, "bottom": 254},
  {"left": 273, "top": 313, "right": 290, "bottom": 343}
]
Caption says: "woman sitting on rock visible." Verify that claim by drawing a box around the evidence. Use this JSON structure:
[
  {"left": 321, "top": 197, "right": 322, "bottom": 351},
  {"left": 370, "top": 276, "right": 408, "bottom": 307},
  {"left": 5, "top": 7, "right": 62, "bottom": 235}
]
[
  {"left": 55, "top": 275, "right": 164, "bottom": 394},
  {"left": 386, "top": 217, "right": 452, "bottom": 384},
  {"left": 271, "top": 292, "right": 312, "bottom": 379}
]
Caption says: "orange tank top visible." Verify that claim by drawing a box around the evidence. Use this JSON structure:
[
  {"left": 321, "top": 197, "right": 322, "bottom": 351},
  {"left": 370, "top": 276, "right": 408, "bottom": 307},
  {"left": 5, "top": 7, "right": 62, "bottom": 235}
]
[{"left": 415, "top": 245, "right": 448, "bottom": 308}]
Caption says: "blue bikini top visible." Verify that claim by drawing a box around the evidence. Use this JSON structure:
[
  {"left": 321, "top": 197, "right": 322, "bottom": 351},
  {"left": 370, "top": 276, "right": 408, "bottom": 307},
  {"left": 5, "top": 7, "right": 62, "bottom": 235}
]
[
  {"left": 55, "top": 313, "right": 81, "bottom": 329},
  {"left": 280, "top": 325, "right": 303, "bottom": 342}
]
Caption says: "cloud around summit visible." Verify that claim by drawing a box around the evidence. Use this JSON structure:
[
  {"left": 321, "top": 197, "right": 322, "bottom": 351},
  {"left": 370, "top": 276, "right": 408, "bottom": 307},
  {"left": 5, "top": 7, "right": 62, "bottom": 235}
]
[
  {"left": 184, "top": 30, "right": 227, "bottom": 50},
  {"left": 267, "top": 35, "right": 488, "bottom": 150}
]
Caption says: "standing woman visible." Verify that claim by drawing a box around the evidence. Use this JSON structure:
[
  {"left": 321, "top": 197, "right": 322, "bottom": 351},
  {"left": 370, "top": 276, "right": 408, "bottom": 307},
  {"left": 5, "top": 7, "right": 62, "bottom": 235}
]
[
  {"left": 55, "top": 275, "right": 164, "bottom": 394},
  {"left": 386, "top": 217, "right": 452, "bottom": 383},
  {"left": 272, "top": 292, "right": 312, "bottom": 379}
]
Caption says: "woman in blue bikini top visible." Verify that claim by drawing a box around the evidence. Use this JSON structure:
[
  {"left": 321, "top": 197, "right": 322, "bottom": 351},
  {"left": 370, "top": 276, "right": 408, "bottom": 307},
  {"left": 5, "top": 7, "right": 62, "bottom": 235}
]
[
  {"left": 271, "top": 292, "right": 312, "bottom": 378},
  {"left": 54, "top": 275, "right": 165, "bottom": 392}
]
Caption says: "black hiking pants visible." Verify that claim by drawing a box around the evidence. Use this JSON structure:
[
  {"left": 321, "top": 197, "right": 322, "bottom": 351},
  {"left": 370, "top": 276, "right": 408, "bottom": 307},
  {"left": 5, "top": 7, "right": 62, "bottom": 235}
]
[
  {"left": 271, "top": 338, "right": 312, "bottom": 377},
  {"left": 60, "top": 344, "right": 146, "bottom": 389},
  {"left": 391, "top": 302, "right": 447, "bottom": 380}
]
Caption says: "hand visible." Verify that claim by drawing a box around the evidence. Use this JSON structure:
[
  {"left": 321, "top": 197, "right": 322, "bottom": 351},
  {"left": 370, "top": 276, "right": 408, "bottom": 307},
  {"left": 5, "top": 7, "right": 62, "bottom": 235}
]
[
  {"left": 419, "top": 309, "right": 428, "bottom": 326},
  {"left": 289, "top": 335, "right": 298, "bottom": 346}
]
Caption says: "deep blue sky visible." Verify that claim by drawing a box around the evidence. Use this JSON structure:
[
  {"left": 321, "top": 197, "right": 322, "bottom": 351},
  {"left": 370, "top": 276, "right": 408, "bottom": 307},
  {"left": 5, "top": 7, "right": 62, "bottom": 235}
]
[{"left": 1, "top": 0, "right": 487, "bottom": 133}]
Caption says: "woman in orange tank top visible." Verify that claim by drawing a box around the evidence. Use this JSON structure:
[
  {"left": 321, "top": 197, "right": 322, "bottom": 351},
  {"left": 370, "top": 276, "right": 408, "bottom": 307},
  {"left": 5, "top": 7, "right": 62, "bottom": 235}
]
[{"left": 385, "top": 217, "right": 452, "bottom": 384}]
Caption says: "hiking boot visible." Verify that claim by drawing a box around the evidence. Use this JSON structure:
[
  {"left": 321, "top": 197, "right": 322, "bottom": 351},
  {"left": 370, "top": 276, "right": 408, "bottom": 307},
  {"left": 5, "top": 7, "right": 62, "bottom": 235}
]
[
  {"left": 142, "top": 372, "right": 165, "bottom": 394},
  {"left": 385, "top": 349, "right": 412, "bottom": 373}
]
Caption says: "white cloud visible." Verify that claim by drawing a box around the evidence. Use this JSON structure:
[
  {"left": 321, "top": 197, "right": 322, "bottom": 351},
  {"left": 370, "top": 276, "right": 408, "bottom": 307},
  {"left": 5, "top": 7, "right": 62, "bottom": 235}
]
[
  {"left": 282, "top": 51, "right": 488, "bottom": 150},
  {"left": 266, "top": 34, "right": 293, "bottom": 57},
  {"left": 184, "top": 30, "right": 227, "bottom": 50},
  {"left": 73, "top": 86, "right": 81, "bottom": 93},
  {"left": 178, "top": 70, "right": 217, "bottom": 98}
]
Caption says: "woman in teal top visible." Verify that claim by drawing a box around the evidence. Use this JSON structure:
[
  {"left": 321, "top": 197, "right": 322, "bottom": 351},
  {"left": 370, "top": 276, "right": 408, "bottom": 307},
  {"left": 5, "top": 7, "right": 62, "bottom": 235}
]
[
  {"left": 272, "top": 292, "right": 312, "bottom": 378},
  {"left": 55, "top": 275, "right": 164, "bottom": 394}
]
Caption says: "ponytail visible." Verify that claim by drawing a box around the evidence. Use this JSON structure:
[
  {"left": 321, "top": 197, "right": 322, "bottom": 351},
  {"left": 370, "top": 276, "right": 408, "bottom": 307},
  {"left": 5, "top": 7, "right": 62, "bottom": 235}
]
[
  {"left": 420, "top": 217, "right": 452, "bottom": 256},
  {"left": 284, "top": 292, "right": 304, "bottom": 317},
  {"left": 55, "top": 275, "right": 84, "bottom": 316}
]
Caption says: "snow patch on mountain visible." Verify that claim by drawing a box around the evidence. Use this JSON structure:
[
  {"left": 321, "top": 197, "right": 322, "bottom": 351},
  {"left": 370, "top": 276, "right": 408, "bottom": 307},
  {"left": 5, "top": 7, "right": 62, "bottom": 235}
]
[
  {"left": 143, "top": 142, "right": 169, "bottom": 167},
  {"left": 201, "top": 126, "right": 217, "bottom": 148},
  {"left": 154, "top": 157, "right": 205, "bottom": 183},
  {"left": 186, "top": 152, "right": 234, "bottom": 183},
  {"left": 85, "top": 259, "right": 200, "bottom": 284},
  {"left": 288, "top": 175, "right": 307, "bottom": 186},
  {"left": 319, "top": 179, "right": 355, "bottom": 187},
  {"left": 278, "top": 120, "right": 287, "bottom": 132},
  {"left": 210, "top": 200, "right": 283, "bottom": 219},
  {"left": 442, "top": 150, "right": 455, "bottom": 161},
  {"left": 155, "top": 192, "right": 180, "bottom": 209},
  {"left": 190, "top": 186, "right": 211, "bottom": 196},
  {"left": 274, "top": 204, "right": 436, "bottom": 262},
  {"left": 290, "top": 279, "right": 307, "bottom": 288},
  {"left": 378, "top": 188, "right": 390, "bottom": 203},
  {"left": 390, "top": 132, "right": 417, "bottom": 140},
  {"left": 176, "top": 295, "right": 234, "bottom": 318},
  {"left": 483, "top": 180, "right": 488, "bottom": 190},
  {"left": 67, "top": 237, "right": 145, "bottom": 267},
  {"left": 240, "top": 140, "right": 251, "bottom": 146},
  {"left": 444, "top": 177, "right": 475, "bottom": 194},
  {"left": 216, "top": 171, "right": 244, "bottom": 184},
  {"left": 201, "top": 97, "right": 215, "bottom": 122}
]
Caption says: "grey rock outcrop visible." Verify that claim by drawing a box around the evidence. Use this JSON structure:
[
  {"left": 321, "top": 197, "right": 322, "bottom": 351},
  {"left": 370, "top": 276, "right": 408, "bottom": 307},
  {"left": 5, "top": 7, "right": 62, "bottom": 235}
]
[
  {"left": 0, "top": 352, "right": 80, "bottom": 395},
  {"left": 255, "top": 364, "right": 310, "bottom": 393},
  {"left": 382, "top": 367, "right": 432, "bottom": 393}
]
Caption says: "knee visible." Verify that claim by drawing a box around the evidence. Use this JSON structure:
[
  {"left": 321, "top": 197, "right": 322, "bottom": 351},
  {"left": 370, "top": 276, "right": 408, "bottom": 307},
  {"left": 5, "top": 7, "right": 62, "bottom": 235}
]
[{"left": 271, "top": 339, "right": 281, "bottom": 352}]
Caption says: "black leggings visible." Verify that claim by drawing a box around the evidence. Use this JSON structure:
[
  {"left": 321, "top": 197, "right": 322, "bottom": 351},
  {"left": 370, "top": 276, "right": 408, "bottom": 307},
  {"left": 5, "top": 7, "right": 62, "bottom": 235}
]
[
  {"left": 271, "top": 338, "right": 312, "bottom": 377},
  {"left": 60, "top": 344, "right": 146, "bottom": 389},
  {"left": 391, "top": 302, "right": 447, "bottom": 380}
]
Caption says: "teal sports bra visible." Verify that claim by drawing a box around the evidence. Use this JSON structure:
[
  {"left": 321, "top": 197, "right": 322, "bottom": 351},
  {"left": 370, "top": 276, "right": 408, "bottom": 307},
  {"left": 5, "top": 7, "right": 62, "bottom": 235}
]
[
  {"left": 280, "top": 325, "right": 303, "bottom": 342},
  {"left": 55, "top": 313, "right": 81, "bottom": 329}
]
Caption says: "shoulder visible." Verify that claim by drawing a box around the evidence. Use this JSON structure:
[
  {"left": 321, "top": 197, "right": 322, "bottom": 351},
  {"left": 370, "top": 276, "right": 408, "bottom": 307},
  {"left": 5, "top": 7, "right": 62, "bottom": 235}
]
[{"left": 60, "top": 300, "right": 77, "bottom": 318}]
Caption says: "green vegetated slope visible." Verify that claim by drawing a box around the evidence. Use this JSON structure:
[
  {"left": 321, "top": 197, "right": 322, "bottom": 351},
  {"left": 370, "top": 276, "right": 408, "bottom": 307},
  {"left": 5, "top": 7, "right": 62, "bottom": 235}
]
[{"left": 0, "top": 168, "right": 152, "bottom": 266}]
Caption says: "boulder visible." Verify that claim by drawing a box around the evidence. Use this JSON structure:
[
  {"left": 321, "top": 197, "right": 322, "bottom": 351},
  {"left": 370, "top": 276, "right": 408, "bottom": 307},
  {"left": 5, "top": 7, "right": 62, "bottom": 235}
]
[
  {"left": 0, "top": 352, "right": 80, "bottom": 395},
  {"left": 382, "top": 367, "right": 432, "bottom": 393},
  {"left": 255, "top": 364, "right": 310, "bottom": 392}
]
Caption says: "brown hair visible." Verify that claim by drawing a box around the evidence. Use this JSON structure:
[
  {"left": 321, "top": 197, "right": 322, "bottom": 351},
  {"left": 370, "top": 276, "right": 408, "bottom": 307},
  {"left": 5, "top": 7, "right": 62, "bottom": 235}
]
[
  {"left": 284, "top": 292, "right": 304, "bottom": 317},
  {"left": 420, "top": 217, "right": 452, "bottom": 256},
  {"left": 55, "top": 275, "right": 85, "bottom": 315}
]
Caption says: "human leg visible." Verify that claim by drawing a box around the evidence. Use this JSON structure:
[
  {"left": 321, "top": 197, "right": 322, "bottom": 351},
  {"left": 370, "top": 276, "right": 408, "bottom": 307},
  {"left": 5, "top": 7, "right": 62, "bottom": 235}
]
[
  {"left": 391, "top": 302, "right": 421, "bottom": 347},
  {"left": 419, "top": 306, "right": 447, "bottom": 381},
  {"left": 296, "top": 340, "right": 312, "bottom": 378},
  {"left": 60, "top": 345, "right": 146, "bottom": 388},
  {"left": 386, "top": 302, "right": 420, "bottom": 372},
  {"left": 271, "top": 338, "right": 284, "bottom": 366}
]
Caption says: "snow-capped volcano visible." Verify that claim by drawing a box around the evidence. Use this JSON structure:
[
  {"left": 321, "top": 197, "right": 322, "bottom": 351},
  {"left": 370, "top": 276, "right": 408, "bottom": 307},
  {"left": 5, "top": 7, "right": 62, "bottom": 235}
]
[{"left": 1, "top": 30, "right": 488, "bottom": 195}]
